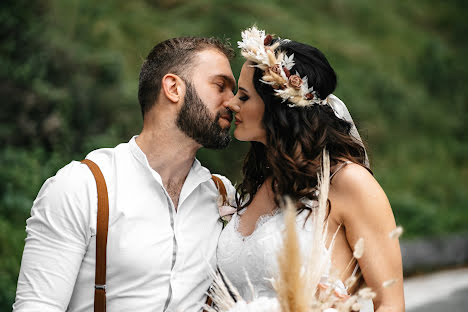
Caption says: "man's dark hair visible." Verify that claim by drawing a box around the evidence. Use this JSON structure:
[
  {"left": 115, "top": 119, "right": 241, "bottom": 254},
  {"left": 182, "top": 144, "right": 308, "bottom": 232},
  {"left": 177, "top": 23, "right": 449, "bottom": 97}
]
[{"left": 138, "top": 37, "right": 234, "bottom": 118}]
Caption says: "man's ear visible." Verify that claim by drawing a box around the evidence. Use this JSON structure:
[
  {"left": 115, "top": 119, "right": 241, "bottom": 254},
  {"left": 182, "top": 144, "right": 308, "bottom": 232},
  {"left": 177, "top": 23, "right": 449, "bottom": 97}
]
[{"left": 161, "top": 74, "right": 185, "bottom": 103}]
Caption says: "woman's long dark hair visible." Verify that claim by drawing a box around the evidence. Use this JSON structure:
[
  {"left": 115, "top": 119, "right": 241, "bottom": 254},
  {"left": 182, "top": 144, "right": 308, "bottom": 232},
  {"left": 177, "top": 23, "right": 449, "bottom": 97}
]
[{"left": 236, "top": 40, "right": 369, "bottom": 210}]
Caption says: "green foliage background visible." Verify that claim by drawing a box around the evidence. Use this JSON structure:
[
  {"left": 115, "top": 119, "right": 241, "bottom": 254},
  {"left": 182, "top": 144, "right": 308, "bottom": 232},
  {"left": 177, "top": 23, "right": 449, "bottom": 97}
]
[{"left": 1, "top": 0, "right": 467, "bottom": 309}]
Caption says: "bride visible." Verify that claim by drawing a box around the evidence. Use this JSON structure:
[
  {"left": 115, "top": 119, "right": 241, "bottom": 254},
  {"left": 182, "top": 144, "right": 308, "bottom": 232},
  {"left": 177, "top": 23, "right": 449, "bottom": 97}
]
[{"left": 216, "top": 27, "right": 404, "bottom": 311}]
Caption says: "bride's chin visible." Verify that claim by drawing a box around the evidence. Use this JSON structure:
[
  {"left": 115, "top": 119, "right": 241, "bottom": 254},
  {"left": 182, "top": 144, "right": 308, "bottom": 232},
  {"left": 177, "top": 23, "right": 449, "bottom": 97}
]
[{"left": 233, "top": 128, "right": 247, "bottom": 142}]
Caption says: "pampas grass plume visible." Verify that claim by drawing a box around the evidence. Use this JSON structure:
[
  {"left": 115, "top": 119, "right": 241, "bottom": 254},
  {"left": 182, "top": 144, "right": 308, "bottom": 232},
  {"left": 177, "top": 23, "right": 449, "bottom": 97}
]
[
  {"left": 388, "top": 226, "right": 404, "bottom": 239},
  {"left": 382, "top": 279, "right": 397, "bottom": 288},
  {"left": 274, "top": 197, "right": 308, "bottom": 312},
  {"left": 353, "top": 238, "right": 364, "bottom": 259}
]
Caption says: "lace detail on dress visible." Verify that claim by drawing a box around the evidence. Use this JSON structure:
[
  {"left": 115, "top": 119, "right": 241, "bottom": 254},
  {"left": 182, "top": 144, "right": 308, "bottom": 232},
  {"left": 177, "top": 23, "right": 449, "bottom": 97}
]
[
  {"left": 217, "top": 210, "right": 285, "bottom": 301},
  {"left": 217, "top": 210, "right": 324, "bottom": 300},
  {"left": 233, "top": 208, "right": 281, "bottom": 242}
]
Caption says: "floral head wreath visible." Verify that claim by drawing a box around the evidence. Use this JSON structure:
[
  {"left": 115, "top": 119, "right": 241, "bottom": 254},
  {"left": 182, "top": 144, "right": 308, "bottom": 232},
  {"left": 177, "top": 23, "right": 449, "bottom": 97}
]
[
  {"left": 238, "top": 26, "right": 327, "bottom": 108},
  {"left": 237, "top": 26, "right": 370, "bottom": 167}
]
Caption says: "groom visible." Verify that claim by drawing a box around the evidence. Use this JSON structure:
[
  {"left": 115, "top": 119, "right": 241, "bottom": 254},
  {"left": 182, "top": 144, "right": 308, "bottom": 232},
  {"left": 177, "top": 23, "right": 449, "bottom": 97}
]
[{"left": 13, "top": 37, "right": 236, "bottom": 311}]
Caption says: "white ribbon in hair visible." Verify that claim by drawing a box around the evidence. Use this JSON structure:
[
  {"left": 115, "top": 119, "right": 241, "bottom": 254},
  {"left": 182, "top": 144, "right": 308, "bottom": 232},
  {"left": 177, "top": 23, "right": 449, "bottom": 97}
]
[{"left": 326, "top": 94, "right": 369, "bottom": 167}]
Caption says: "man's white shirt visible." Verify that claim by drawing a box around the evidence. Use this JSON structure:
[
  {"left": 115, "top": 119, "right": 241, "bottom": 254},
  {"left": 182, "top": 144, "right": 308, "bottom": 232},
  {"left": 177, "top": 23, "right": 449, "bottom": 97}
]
[{"left": 13, "top": 136, "right": 235, "bottom": 312}]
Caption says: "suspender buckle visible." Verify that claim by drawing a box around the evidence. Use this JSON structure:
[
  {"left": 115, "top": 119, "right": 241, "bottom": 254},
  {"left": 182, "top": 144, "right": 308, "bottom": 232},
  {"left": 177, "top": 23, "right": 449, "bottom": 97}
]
[{"left": 95, "top": 284, "right": 106, "bottom": 290}]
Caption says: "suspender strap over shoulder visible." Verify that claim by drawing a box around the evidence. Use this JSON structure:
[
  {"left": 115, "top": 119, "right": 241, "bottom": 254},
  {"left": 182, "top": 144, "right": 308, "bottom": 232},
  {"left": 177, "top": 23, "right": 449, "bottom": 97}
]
[
  {"left": 203, "top": 175, "right": 228, "bottom": 311},
  {"left": 211, "top": 175, "right": 228, "bottom": 205},
  {"left": 81, "top": 159, "right": 109, "bottom": 312}
]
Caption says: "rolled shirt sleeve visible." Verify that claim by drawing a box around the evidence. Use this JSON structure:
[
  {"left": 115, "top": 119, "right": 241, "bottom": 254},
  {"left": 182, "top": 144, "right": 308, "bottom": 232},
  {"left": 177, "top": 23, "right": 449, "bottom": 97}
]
[{"left": 13, "top": 161, "right": 94, "bottom": 311}]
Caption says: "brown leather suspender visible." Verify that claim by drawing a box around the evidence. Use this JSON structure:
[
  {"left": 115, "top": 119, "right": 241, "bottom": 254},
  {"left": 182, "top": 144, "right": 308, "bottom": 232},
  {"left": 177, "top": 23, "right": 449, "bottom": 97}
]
[
  {"left": 203, "top": 176, "right": 227, "bottom": 311},
  {"left": 82, "top": 159, "right": 226, "bottom": 312},
  {"left": 211, "top": 175, "right": 228, "bottom": 205},
  {"left": 81, "top": 159, "right": 109, "bottom": 312}
]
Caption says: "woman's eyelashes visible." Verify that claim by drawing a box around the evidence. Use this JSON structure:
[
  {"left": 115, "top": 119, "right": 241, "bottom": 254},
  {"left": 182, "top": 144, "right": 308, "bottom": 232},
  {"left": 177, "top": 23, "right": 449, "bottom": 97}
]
[{"left": 239, "top": 95, "right": 249, "bottom": 102}]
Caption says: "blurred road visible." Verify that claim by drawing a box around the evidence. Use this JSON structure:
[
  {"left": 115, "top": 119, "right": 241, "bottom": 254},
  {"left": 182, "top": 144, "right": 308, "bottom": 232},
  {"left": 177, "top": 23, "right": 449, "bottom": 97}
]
[{"left": 404, "top": 267, "right": 468, "bottom": 312}]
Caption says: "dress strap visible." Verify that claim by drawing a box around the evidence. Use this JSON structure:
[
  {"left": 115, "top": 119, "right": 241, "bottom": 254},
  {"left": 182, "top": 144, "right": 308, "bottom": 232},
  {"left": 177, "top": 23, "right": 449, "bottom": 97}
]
[
  {"left": 352, "top": 262, "right": 360, "bottom": 276},
  {"left": 330, "top": 161, "right": 353, "bottom": 181}
]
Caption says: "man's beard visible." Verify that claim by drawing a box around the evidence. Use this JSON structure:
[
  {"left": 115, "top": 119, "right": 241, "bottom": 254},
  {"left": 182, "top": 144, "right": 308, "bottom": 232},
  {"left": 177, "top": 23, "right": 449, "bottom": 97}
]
[{"left": 176, "top": 81, "right": 232, "bottom": 149}]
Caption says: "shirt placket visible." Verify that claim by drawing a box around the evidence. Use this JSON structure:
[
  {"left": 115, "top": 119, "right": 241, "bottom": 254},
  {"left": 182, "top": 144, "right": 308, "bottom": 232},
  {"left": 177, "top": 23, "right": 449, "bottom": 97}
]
[{"left": 161, "top": 187, "right": 179, "bottom": 312}]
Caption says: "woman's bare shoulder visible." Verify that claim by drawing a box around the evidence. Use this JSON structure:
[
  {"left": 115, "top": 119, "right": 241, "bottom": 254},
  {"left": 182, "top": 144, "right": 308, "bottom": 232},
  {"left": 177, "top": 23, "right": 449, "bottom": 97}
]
[
  {"left": 332, "top": 162, "right": 377, "bottom": 187},
  {"left": 329, "top": 162, "right": 390, "bottom": 219}
]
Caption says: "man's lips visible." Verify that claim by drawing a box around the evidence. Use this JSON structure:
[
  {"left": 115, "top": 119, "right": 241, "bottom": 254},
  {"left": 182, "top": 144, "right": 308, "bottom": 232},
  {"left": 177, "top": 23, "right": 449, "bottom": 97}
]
[{"left": 220, "top": 113, "right": 232, "bottom": 123}]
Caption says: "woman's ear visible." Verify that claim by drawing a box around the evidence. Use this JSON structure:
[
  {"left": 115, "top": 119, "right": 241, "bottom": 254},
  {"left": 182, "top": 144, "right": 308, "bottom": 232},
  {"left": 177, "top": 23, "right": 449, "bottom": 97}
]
[{"left": 161, "top": 74, "right": 185, "bottom": 104}]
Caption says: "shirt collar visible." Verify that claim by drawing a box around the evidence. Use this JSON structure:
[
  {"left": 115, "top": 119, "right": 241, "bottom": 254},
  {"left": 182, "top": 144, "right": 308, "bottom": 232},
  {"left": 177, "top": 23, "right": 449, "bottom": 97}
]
[{"left": 128, "top": 135, "right": 212, "bottom": 186}]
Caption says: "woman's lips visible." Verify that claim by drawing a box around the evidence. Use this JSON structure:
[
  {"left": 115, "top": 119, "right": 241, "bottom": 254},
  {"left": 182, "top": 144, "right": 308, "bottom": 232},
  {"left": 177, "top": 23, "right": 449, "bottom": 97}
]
[{"left": 235, "top": 116, "right": 242, "bottom": 125}]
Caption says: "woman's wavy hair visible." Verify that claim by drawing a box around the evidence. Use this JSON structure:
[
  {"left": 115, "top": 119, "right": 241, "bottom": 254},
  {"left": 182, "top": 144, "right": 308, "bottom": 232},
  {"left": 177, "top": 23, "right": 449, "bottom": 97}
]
[{"left": 235, "top": 40, "right": 369, "bottom": 211}]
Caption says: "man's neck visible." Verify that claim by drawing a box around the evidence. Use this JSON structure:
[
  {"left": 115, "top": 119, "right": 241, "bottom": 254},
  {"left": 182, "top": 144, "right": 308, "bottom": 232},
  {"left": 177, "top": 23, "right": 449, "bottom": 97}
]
[{"left": 135, "top": 125, "right": 200, "bottom": 185}]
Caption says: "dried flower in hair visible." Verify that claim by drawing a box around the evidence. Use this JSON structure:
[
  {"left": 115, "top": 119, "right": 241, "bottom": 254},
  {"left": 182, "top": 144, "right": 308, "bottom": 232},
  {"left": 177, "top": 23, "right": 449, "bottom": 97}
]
[
  {"left": 264, "top": 34, "right": 273, "bottom": 45},
  {"left": 238, "top": 26, "right": 339, "bottom": 108},
  {"left": 288, "top": 75, "right": 303, "bottom": 89},
  {"left": 266, "top": 49, "right": 277, "bottom": 65},
  {"left": 270, "top": 64, "right": 282, "bottom": 75},
  {"left": 305, "top": 93, "right": 315, "bottom": 100},
  {"left": 353, "top": 238, "right": 364, "bottom": 259}
]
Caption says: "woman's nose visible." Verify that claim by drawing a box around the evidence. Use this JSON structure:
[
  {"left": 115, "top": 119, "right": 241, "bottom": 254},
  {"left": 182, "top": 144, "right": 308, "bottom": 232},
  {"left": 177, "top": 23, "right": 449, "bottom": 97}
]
[{"left": 225, "top": 97, "right": 240, "bottom": 113}]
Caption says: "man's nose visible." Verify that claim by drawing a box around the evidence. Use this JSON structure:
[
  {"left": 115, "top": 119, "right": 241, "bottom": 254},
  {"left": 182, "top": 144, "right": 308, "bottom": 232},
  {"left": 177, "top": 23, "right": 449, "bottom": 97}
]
[{"left": 224, "top": 96, "right": 240, "bottom": 113}]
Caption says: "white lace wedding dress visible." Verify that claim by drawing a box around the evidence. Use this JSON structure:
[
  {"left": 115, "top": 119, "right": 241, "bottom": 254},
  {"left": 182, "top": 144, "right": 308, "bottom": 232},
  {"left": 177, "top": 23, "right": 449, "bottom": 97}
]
[{"left": 217, "top": 207, "right": 374, "bottom": 311}]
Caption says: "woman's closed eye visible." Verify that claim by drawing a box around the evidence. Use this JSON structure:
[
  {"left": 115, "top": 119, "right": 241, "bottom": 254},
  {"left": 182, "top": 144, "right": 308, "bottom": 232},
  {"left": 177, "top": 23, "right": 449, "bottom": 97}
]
[{"left": 239, "top": 95, "right": 249, "bottom": 102}]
